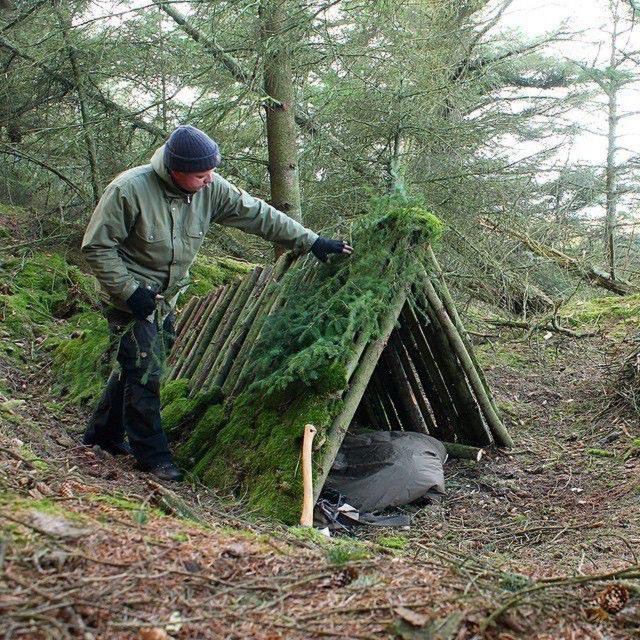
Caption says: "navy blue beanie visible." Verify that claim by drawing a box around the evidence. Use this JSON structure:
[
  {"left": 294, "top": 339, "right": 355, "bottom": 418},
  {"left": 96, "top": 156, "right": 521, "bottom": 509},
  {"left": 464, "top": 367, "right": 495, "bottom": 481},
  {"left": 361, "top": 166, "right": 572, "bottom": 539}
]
[{"left": 164, "top": 125, "right": 222, "bottom": 172}]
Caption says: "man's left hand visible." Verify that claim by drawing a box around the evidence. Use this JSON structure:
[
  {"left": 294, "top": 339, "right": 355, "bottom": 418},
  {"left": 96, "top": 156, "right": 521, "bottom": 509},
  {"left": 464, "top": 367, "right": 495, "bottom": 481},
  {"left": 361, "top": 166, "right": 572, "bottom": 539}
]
[{"left": 311, "top": 237, "right": 354, "bottom": 263}]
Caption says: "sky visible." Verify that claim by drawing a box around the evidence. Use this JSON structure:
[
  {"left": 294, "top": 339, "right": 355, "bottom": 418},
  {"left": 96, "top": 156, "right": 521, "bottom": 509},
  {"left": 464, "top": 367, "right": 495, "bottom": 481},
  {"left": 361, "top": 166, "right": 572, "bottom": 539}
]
[{"left": 498, "top": 0, "right": 640, "bottom": 167}]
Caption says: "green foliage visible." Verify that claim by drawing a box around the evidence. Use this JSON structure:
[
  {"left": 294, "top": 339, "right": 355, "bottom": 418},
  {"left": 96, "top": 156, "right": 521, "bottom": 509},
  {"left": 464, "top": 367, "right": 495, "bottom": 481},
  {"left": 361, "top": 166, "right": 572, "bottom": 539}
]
[
  {"left": 182, "top": 197, "right": 444, "bottom": 521},
  {"left": 500, "top": 572, "right": 532, "bottom": 592},
  {"left": 245, "top": 198, "right": 442, "bottom": 398}
]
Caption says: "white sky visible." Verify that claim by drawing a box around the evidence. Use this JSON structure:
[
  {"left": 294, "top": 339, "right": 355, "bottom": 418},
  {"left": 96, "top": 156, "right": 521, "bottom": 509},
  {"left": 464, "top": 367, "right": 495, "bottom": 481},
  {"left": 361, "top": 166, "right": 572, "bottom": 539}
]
[{"left": 500, "top": 0, "right": 640, "bottom": 167}]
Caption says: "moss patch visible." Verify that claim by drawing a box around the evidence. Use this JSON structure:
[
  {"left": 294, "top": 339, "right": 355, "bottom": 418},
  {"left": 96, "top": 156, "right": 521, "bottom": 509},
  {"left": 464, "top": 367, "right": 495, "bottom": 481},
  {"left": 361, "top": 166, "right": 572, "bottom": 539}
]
[
  {"left": 377, "top": 535, "right": 409, "bottom": 550},
  {"left": 160, "top": 379, "right": 191, "bottom": 408},
  {"left": 326, "top": 540, "right": 370, "bottom": 565},
  {"left": 564, "top": 293, "right": 640, "bottom": 326},
  {"left": 0, "top": 253, "right": 98, "bottom": 339},
  {"left": 195, "top": 393, "right": 338, "bottom": 524},
  {"left": 184, "top": 255, "right": 253, "bottom": 301},
  {"left": 161, "top": 387, "right": 223, "bottom": 436},
  {"left": 51, "top": 311, "right": 110, "bottom": 405},
  {"left": 176, "top": 403, "right": 225, "bottom": 466}
]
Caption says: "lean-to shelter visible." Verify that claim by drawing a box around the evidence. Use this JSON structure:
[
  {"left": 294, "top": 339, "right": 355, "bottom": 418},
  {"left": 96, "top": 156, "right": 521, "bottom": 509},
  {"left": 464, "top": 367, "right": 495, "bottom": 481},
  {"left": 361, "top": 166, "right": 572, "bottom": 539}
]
[{"left": 161, "top": 200, "right": 513, "bottom": 523}]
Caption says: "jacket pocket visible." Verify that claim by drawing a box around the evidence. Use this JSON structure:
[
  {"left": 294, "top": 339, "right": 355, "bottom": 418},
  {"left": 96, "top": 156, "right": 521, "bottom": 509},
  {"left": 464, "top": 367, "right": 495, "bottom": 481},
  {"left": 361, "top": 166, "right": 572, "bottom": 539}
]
[
  {"left": 185, "top": 224, "right": 206, "bottom": 240},
  {"left": 135, "top": 224, "right": 170, "bottom": 243}
]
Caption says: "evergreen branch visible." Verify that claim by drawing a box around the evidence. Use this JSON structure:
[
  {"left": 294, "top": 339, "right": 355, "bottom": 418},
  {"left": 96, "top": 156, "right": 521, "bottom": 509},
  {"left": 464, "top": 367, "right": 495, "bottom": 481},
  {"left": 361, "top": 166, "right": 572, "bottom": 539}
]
[{"left": 0, "top": 144, "right": 85, "bottom": 196}]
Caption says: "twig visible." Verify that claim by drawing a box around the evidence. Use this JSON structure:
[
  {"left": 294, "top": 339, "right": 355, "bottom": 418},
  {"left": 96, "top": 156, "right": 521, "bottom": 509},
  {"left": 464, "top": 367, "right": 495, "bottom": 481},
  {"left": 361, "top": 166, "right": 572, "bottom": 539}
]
[{"left": 481, "top": 564, "right": 640, "bottom": 630}]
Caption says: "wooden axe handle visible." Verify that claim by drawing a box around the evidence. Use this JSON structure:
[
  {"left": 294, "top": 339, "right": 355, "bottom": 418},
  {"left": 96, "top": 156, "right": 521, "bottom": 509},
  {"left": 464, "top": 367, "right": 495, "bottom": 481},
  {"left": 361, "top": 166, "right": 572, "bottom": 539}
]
[{"left": 300, "top": 423, "right": 317, "bottom": 527}]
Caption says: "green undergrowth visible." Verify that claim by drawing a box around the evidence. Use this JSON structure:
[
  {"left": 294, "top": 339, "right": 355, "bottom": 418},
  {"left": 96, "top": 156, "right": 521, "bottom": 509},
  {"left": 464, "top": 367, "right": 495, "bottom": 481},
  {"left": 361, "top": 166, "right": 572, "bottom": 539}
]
[
  {"left": 563, "top": 293, "right": 640, "bottom": 327},
  {"left": 173, "top": 196, "right": 444, "bottom": 522},
  {"left": 0, "top": 252, "right": 98, "bottom": 340}
]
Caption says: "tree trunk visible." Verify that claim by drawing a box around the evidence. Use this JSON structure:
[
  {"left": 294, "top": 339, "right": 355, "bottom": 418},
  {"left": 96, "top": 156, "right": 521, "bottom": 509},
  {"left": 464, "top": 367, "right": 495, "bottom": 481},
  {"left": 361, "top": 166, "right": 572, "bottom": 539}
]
[
  {"left": 260, "top": 0, "right": 303, "bottom": 259},
  {"left": 55, "top": 5, "right": 101, "bottom": 204},
  {"left": 605, "top": 6, "right": 620, "bottom": 279}
]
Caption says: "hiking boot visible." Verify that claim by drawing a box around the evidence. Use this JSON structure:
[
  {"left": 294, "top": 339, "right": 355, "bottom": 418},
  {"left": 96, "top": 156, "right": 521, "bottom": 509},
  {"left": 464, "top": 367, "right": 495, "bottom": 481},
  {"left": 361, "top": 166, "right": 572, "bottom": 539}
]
[
  {"left": 83, "top": 437, "right": 132, "bottom": 456},
  {"left": 144, "top": 462, "right": 183, "bottom": 482}
]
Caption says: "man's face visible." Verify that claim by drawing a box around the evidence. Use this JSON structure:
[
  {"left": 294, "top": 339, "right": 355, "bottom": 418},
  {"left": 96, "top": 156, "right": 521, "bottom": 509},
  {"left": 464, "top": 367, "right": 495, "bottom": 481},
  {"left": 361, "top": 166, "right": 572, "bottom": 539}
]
[{"left": 170, "top": 169, "right": 215, "bottom": 193}]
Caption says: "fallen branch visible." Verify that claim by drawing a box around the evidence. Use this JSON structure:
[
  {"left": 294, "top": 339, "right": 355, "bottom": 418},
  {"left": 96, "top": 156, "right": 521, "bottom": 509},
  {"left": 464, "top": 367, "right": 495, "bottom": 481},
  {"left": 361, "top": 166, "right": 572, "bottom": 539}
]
[
  {"left": 481, "top": 563, "right": 640, "bottom": 631},
  {"left": 479, "top": 218, "right": 638, "bottom": 296},
  {"left": 484, "top": 316, "right": 598, "bottom": 338}
]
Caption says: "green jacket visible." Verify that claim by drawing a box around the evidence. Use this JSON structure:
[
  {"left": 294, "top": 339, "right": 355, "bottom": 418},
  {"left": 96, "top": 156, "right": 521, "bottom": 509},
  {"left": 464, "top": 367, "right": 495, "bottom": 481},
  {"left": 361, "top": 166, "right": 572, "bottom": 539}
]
[{"left": 81, "top": 145, "right": 318, "bottom": 310}]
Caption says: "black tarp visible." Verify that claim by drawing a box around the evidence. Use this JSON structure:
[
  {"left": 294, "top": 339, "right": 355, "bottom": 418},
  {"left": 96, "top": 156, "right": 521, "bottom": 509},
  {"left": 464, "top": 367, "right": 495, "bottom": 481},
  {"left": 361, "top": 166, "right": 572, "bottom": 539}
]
[{"left": 324, "top": 431, "right": 447, "bottom": 512}]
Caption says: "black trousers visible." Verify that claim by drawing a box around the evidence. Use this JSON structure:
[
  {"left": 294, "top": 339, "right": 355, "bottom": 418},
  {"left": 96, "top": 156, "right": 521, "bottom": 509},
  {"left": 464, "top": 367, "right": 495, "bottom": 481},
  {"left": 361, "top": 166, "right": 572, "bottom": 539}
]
[{"left": 84, "top": 307, "right": 175, "bottom": 467}]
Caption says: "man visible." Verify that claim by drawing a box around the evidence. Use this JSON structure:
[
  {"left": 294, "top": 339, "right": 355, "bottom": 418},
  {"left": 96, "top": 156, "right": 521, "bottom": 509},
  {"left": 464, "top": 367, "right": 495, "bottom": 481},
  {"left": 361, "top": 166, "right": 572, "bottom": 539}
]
[{"left": 81, "top": 125, "right": 353, "bottom": 481}]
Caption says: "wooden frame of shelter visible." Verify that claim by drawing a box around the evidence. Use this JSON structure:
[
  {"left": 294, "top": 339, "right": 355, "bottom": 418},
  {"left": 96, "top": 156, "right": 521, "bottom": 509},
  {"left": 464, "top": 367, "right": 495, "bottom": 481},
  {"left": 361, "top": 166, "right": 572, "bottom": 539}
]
[{"left": 162, "top": 229, "right": 513, "bottom": 522}]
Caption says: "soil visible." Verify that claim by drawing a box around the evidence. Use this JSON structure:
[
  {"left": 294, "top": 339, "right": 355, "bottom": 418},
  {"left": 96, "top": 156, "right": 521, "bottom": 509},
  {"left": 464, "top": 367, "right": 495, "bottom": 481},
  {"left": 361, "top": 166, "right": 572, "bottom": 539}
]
[{"left": 1, "top": 325, "right": 639, "bottom": 639}]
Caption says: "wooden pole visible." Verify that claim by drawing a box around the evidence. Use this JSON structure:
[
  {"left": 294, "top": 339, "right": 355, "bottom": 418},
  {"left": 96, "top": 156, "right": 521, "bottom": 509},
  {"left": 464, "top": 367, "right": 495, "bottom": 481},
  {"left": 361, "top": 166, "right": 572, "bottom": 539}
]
[
  {"left": 422, "top": 276, "right": 513, "bottom": 448},
  {"left": 391, "top": 332, "right": 438, "bottom": 435},
  {"left": 314, "top": 289, "right": 408, "bottom": 500},
  {"left": 171, "top": 289, "right": 223, "bottom": 379},
  {"left": 443, "top": 442, "right": 485, "bottom": 461},
  {"left": 426, "top": 248, "right": 501, "bottom": 417},
  {"left": 400, "top": 305, "right": 458, "bottom": 441}
]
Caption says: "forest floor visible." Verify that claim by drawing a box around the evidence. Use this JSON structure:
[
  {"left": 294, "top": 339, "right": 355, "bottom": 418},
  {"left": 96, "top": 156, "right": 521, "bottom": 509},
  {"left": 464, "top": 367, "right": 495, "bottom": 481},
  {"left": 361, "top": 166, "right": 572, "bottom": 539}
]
[{"left": 1, "top": 303, "right": 640, "bottom": 639}]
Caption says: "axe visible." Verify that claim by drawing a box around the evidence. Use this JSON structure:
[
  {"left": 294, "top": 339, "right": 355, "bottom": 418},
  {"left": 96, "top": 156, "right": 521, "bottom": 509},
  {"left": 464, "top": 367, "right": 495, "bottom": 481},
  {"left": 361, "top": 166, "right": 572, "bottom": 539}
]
[{"left": 300, "top": 423, "right": 317, "bottom": 527}]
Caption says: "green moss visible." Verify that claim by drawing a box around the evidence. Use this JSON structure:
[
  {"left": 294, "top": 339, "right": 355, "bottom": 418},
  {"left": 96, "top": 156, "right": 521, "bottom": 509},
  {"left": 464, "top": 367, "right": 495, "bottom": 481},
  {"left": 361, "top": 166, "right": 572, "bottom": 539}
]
[
  {"left": 160, "top": 379, "right": 190, "bottom": 408},
  {"left": 377, "top": 535, "right": 409, "bottom": 550},
  {"left": 0, "top": 253, "right": 98, "bottom": 338},
  {"left": 196, "top": 393, "right": 338, "bottom": 524},
  {"left": 586, "top": 448, "right": 615, "bottom": 458},
  {"left": 564, "top": 294, "right": 640, "bottom": 326},
  {"left": 326, "top": 541, "right": 370, "bottom": 565},
  {"left": 176, "top": 403, "right": 225, "bottom": 466},
  {"left": 161, "top": 387, "right": 223, "bottom": 436},
  {"left": 383, "top": 204, "right": 444, "bottom": 244},
  {"left": 87, "top": 494, "right": 165, "bottom": 519},
  {"left": 288, "top": 526, "right": 331, "bottom": 545},
  {"left": 52, "top": 311, "right": 110, "bottom": 405},
  {"left": 185, "top": 255, "right": 253, "bottom": 300},
  {"left": 171, "top": 532, "right": 189, "bottom": 542}
]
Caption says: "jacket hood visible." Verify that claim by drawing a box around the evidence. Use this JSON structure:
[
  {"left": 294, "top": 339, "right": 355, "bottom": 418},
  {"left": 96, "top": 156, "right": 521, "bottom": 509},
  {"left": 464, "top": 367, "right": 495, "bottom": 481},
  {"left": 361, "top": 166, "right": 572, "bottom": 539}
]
[{"left": 150, "top": 145, "right": 183, "bottom": 195}]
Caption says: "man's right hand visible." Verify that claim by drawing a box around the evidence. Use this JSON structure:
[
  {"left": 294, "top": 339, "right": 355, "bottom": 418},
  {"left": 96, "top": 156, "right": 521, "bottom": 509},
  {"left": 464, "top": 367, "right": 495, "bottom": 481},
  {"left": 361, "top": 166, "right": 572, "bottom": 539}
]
[{"left": 125, "top": 287, "right": 158, "bottom": 320}]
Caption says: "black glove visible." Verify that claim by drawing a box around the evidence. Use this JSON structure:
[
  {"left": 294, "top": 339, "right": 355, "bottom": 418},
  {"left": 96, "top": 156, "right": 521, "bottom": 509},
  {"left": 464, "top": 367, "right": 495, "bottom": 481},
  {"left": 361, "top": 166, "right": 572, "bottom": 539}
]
[
  {"left": 311, "top": 236, "right": 349, "bottom": 263},
  {"left": 125, "top": 286, "right": 157, "bottom": 320}
]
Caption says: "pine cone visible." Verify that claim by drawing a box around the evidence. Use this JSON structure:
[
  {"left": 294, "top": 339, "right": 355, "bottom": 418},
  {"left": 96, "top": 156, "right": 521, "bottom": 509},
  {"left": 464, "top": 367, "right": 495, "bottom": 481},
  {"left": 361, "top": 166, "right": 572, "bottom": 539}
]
[{"left": 596, "top": 584, "right": 629, "bottom": 614}]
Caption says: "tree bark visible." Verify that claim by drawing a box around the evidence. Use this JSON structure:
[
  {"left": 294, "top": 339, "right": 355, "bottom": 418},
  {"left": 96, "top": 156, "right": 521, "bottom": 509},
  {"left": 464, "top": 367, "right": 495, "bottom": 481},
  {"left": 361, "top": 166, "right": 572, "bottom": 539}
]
[
  {"left": 55, "top": 5, "right": 102, "bottom": 204},
  {"left": 260, "top": 0, "right": 303, "bottom": 260},
  {"left": 605, "top": 4, "right": 620, "bottom": 279}
]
